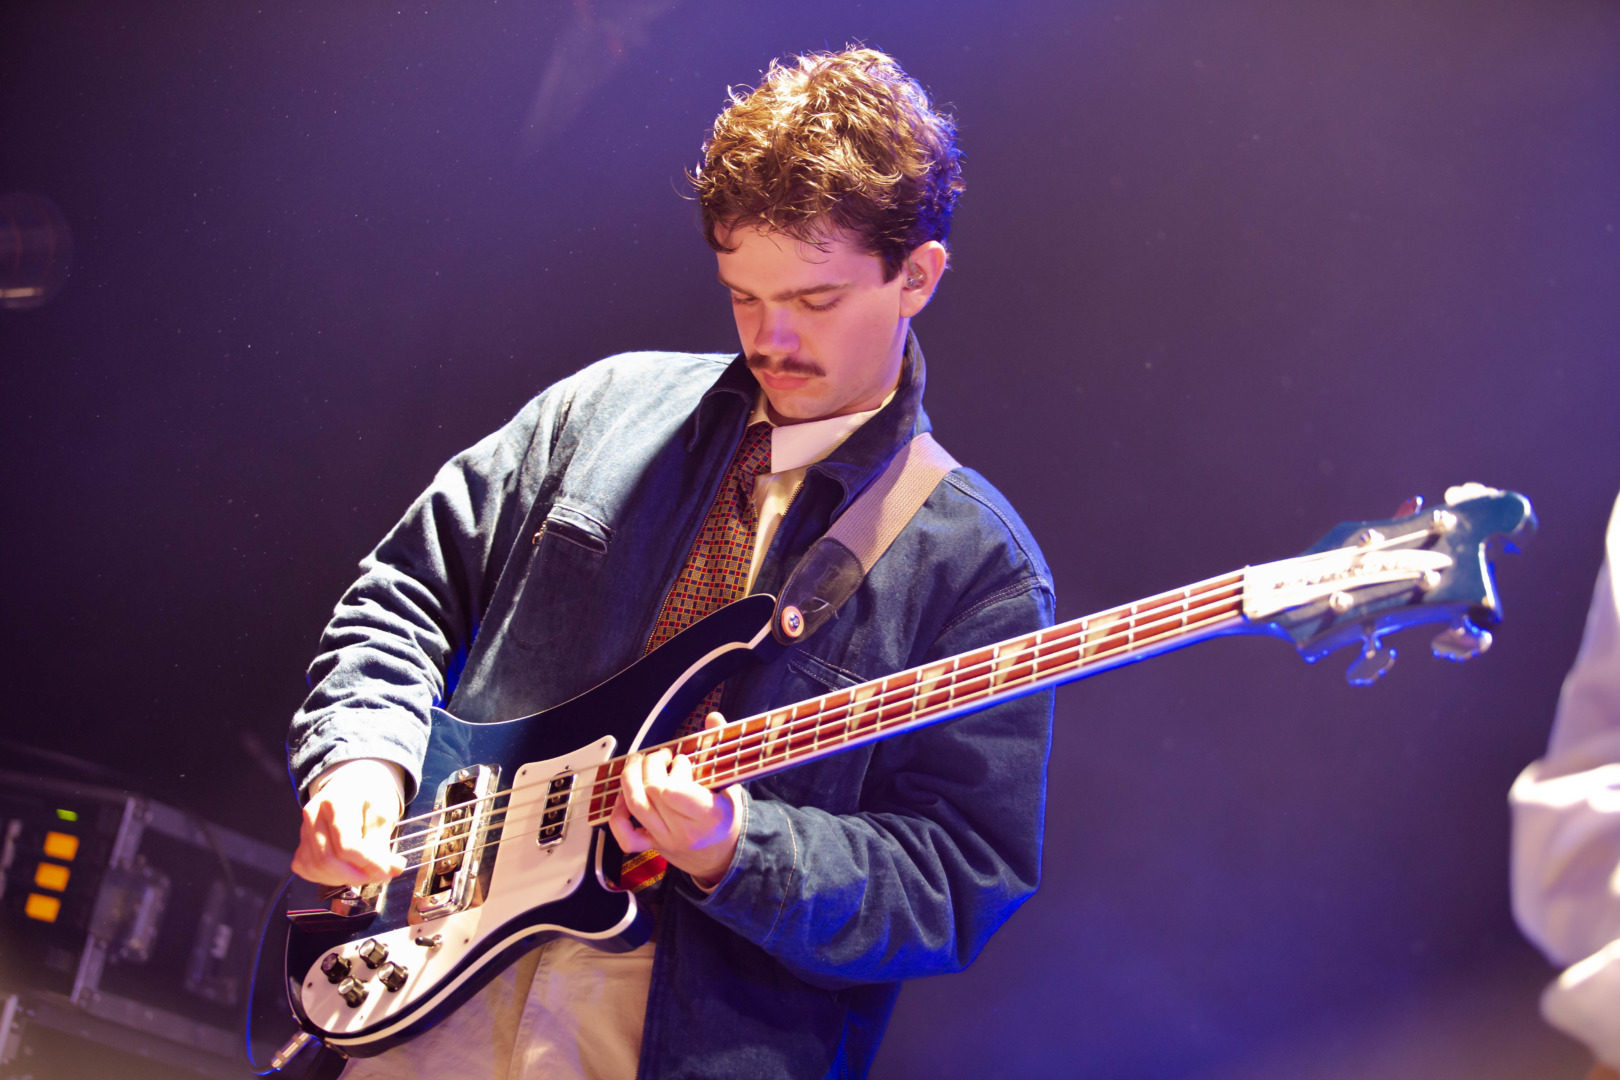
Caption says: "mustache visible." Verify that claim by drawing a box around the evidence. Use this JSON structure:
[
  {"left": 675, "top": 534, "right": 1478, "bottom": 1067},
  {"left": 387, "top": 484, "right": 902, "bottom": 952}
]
[{"left": 747, "top": 354, "right": 825, "bottom": 378}]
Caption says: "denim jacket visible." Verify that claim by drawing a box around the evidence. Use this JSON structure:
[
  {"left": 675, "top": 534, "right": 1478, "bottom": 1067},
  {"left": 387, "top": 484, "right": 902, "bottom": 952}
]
[{"left": 288, "top": 335, "right": 1056, "bottom": 1079}]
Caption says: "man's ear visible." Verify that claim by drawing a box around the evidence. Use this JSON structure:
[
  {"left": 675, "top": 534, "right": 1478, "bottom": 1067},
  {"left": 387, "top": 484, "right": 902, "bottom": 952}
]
[{"left": 898, "top": 241, "right": 949, "bottom": 318}]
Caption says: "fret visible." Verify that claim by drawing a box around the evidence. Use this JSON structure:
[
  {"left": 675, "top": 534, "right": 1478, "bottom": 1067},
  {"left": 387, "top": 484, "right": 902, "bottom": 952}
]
[
  {"left": 823, "top": 690, "right": 851, "bottom": 747},
  {"left": 761, "top": 709, "right": 786, "bottom": 764},
  {"left": 919, "top": 657, "right": 953, "bottom": 713},
  {"left": 861, "top": 679, "right": 886, "bottom": 737},
  {"left": 553, "top": 521, "right": 1502, "bottom": 851},
  {"left": 578, "top": 570, "right": 1250, "bottom": 806}
]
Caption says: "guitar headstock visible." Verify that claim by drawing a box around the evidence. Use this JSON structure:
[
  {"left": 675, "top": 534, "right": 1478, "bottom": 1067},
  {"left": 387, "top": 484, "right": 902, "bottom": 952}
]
[{"left": 1243, "top": 484, "right": 1535, "bottom": 684}]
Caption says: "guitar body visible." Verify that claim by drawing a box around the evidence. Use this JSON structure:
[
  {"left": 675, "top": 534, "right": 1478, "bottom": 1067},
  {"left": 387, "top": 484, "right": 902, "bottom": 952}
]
[
  {"left": 254, "top": 594, "right": 779, "bottom": 1063},
  {"left": 247, "top": 486, "right": 1535, "bottom": 1073}
]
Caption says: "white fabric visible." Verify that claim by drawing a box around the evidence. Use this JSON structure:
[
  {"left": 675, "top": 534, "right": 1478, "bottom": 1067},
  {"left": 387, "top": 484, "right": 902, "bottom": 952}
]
[
  {"left": 340, "top": 937, "right": 656, "bottom": 1080},
  {"left": 746, "top": 392, "right": 889, "bottom": 586},
  {"left": 1511, "top": 490, "right": 1620, "bottom": 1066}
]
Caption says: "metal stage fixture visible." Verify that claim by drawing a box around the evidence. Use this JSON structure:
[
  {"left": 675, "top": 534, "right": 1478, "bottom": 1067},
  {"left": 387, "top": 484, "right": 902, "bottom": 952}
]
[{"left": 0, "top": 753, "right": 291, "bottom": 1079}]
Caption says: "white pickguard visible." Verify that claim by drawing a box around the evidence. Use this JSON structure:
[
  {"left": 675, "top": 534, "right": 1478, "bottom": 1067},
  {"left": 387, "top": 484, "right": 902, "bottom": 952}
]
[{"left": 299, "top": 737, "right": 634, "bottom": 1044}]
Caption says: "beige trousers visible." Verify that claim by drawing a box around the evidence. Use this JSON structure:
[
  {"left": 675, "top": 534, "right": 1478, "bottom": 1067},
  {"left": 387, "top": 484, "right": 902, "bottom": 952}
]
[{"left": 340, "top": 937, "right": 656, "bottom": 1080}]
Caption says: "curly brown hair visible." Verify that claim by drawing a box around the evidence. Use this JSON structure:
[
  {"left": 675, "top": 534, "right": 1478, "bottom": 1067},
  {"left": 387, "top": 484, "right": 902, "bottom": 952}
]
[{"left": 691, "top": 47, "right": 965, "bottom": 282}]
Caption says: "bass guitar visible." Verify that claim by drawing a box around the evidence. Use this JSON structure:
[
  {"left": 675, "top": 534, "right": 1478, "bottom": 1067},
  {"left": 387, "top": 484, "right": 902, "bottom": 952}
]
[{"left": 250, "top": 484, "right": 1533, "bottom": 1074}]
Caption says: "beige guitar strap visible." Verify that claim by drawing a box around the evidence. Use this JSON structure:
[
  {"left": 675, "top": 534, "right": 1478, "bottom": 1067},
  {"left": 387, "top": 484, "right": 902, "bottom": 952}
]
[{"left": 771, "top": 431, "right": 961, "bottom": 645}]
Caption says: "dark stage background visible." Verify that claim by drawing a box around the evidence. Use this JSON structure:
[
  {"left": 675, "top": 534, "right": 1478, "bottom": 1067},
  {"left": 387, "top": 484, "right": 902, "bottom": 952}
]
[{"left": 2, "top": 1, "right": 1617, "bottom": 1076}]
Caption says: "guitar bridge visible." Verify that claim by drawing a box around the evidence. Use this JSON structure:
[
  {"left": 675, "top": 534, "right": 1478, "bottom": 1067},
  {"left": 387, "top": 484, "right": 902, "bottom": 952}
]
[{"left": 408, "top": 764, "right": 501, "bottom": 924}]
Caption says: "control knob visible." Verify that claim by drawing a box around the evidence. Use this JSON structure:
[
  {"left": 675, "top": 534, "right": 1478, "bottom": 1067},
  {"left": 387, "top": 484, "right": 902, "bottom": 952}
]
[
  {"left": 320, "top": 952, "right": 351, "bottom": 984},
  {"left": 337, "top": 976, "right": 369, "bottom": 1008},
  {"left": 358, "top": 938, "right": 389, "bottom": 969},
  {"left": 378, "top": 962, "right": 410, "bottom": 992}
]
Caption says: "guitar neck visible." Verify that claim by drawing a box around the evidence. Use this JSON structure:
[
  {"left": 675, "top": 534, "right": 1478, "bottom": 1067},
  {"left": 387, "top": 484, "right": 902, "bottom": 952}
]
[{"left": 583, "top": 570, "right": 1248, "bottom": 825}]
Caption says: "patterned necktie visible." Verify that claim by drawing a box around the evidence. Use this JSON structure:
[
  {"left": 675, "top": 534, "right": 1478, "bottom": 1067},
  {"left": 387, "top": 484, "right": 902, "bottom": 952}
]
[{"left": 618, "top": 421, "right": 773, "bottom": 893}]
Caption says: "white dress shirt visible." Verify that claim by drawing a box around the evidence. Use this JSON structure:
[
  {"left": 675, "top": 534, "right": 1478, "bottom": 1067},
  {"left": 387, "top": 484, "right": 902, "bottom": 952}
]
[
  {"left": 745, "top": 390, "right": 886, "bottom": 586},
  {"left": 1511, "top": 490, "right": 1620, "bottom": 1066}
]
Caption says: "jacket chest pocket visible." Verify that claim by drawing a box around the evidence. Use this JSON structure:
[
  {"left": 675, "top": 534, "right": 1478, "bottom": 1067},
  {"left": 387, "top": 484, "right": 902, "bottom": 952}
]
[
  {"left": 748, "top": 650, "right": 874, "bottom": 813},
  {"left": 507, "top": 504, "right": 612, "bottom": 651}
]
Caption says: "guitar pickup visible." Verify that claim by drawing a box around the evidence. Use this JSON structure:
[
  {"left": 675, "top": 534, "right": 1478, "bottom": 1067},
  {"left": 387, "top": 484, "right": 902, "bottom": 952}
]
[
  {"left": 408, "top": 764, "right": 501, "bottom": 924},
  {"left": 536, "top": 772, "right": 574, "bottom": 848}
]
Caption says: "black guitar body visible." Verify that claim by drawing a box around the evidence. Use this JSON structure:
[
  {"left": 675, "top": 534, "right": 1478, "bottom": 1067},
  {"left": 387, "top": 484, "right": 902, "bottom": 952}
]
[
  {"left": 242, "top": 487, "right": 1537, "bottom": 1075},
  {"left": 247, "top": 594, "right": 780, "bottom": 1070}
]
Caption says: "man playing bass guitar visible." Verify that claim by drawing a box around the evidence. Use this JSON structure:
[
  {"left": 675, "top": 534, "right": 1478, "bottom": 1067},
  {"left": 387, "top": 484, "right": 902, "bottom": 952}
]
[{"left": 286, "top": 47, "right": 1056, "bottom": 1080}]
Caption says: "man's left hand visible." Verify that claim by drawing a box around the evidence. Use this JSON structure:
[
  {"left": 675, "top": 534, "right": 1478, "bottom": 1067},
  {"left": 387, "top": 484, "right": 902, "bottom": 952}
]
[{"left": 608, "top": 711, "right": 743, "bottom": 888}]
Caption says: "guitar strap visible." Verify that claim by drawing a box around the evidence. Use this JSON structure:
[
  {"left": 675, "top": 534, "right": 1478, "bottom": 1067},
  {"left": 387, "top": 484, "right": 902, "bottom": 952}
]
[{"left": 770, "top": 430, "right": 960, "bottom": 646}]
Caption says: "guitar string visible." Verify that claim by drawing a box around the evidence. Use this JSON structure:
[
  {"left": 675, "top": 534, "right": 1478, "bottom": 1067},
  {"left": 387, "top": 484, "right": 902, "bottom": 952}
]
[
  {"left": 375, "top": 585, "right": 1245, "bottom": 872},
  {"left": 379, "top": 580, "right": 1245, "bottom": 864},
  {"left": 584, "top": 597, "right": 1246, "bottom": 821},
  {"left": 378, "top": 521, "right": 1438, "bottom": 841},
  {"left": 379, "top": 573, "right": 1237, "bottom": 841},
  {"left": 654, "top": 519, "right": 1444, "bottom": 805},
  {"left": 371, "top": 608, "right": 1237, "bottom": 886},
  {"left": 371, "top": 595, "right": 1249, "bottom": 885},
  {"left": 378, "top": 578, "right": 1241, "bottom": 856}
]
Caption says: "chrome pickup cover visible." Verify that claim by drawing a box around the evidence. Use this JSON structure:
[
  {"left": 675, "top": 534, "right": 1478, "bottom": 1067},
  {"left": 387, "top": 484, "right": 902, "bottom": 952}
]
[{"left": 408, "top": 764, "right": 501, "bottom": 923}]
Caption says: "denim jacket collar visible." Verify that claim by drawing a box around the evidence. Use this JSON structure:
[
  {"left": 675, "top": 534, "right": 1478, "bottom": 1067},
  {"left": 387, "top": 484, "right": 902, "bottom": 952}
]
[{"left": 685, "top": 329, "right": 935, "bottom": 518}]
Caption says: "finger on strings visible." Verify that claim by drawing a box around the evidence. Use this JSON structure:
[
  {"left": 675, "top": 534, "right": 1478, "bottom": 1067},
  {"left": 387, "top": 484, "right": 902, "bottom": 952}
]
[
  {"left": 661, "top": 751, "right": 708, "bottom": 817},
  {"left": 330, "top": 806, "right": 397, "bottom": 882},
  {"left": 620, "top": 752, "right": 671, "bottom": 839},
  {"left": 668, "top": 750, "right": 695, "bottom": 790},
  {"left": 697, "top": 710, "right": 727, "bottom": 753},
  {"left": 369, "top": 837, "right": 407, "bottom": 878},
  {"left": 333, "top": 837, "right": 390, "bottom": 883},
  {"left": 642, "top": 747, "right": 674, "bottom": 782},
  {"left": 642, "top": 748, "right": 697, "bottom": 828},
  {"left": 608, "top": 789, "right": 652, "bottom": 853},
  {"left": 292, "top": 809, "right": 327, "bottom": 874},
  {"left": 361, "top": 810, "right": 408, "bottom": 878},
  {"left": 699, "top": 711, "right": 739, "bottom": 790},
  {"left": 311, "top": 800, "right": 344, "bottom": 863},
  {"left": 296, "top": 844, "right": 373, "bottom": 887},
  {"left": 314, "top": 796, "right": 339, "bottom": 830}
]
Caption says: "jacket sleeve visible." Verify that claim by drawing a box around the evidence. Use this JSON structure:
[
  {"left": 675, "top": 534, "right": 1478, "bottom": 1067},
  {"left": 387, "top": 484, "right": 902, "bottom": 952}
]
[
  {"left": 286, "top": 390, "right": 565, "bottom": 804},
  {"left": 1509, "top": 491, "right": 1620, "bottom": 1064},
  {"left": 682, "top": 577, "right": 1056, "bottom": 990}
]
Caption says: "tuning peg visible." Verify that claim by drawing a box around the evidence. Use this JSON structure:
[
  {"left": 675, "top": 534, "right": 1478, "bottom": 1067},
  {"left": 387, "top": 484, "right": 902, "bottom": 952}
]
[
  {"left": 1394, "top": 495, "right": 1425, "bottom": 518},
  {"left": 1347, "top": 629, "right": 1397, "bottom": 686},
  {"left": 1431, "top": 617, "right": 1492, "bottom": 662}
]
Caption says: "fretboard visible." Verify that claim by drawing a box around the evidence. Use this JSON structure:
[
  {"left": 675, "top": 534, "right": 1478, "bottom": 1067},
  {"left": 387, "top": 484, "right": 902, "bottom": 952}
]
[{"left": 582, "top": 569, "right": 1248, "bottom": 825}]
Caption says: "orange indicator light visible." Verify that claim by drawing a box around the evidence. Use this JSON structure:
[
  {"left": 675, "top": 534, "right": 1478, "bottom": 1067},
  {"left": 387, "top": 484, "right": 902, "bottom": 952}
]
[
  {"left": 42, "top": 831, "right": 79, "bottom": 861},
  {"left": 25, "top": 893, "right": 61, "bottom": 923},
  {"left": 34, "top": 863, "right": 70, "bottom": 891}
]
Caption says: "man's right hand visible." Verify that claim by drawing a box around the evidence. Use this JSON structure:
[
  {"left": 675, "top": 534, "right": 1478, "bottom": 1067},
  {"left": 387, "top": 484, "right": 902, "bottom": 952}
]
[{"left": 290, "top": 760, "right": 408, "bottom": 885}]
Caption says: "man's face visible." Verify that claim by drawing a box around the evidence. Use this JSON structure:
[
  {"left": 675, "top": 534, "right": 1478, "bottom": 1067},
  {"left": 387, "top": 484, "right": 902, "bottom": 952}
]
[{"left": 716, "top": 225, "right": 912, "bottom": 425}]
